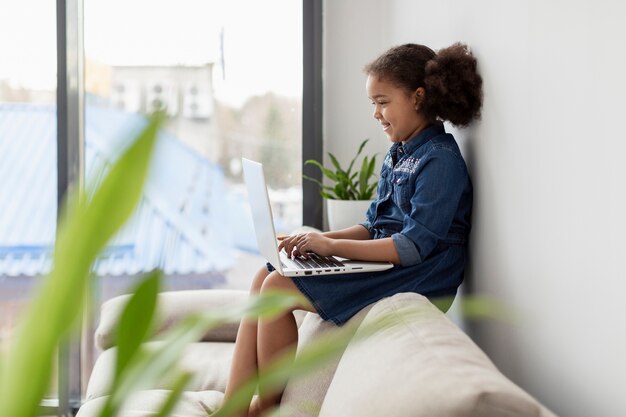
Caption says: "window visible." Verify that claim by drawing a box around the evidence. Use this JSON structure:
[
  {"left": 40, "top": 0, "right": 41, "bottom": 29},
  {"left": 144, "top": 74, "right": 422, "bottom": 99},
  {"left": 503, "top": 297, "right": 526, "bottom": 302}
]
[
  {"left": 0, "top": 0, "right": 320, "bottom": 411},
  {"left": 82, "top": 0, "right": 304, "bottom": 396},
  {"left": 0, "top": 0, "right": 58, "bottom": 401},
  {"left": 84, "top": 0, "right": 303, "bottom": 287}
]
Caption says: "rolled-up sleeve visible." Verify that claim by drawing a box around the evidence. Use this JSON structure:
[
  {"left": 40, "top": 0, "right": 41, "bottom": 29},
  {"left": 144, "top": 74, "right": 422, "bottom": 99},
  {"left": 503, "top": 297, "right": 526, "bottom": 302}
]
[
  {"left": 398, "top": 148, "right": 468, "bottom": 265},
  {"left": 392, "top": 233, "right": 422, "bottom": 266},
  {"left": 359, "top": 199, "right": 378, "bottom": 238},
  {"left": 359, "top": 221, "right": 374, "bottom": 238}
]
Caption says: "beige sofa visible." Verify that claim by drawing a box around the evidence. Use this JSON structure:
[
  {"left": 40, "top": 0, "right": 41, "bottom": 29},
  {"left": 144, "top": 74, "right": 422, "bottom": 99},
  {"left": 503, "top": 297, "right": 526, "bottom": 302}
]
[{"left": 77, "top": 289, "right": 558, "bottom": 417}]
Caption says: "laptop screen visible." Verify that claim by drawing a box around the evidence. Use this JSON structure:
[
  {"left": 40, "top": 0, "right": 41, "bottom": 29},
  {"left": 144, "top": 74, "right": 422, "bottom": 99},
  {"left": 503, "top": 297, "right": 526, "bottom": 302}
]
[{"left": 242, "top": 158, "right": 284, "bottom": 274}]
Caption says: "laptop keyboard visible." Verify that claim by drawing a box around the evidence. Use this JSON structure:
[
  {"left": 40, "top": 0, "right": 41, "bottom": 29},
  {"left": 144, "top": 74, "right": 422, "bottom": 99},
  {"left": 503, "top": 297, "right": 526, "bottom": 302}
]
[{"left": 290, "top": 253, "right": 344, "bottom": 270}]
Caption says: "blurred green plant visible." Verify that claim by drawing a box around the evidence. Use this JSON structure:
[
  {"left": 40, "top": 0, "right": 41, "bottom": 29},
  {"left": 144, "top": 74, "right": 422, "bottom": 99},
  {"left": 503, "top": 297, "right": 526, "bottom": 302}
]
[
  {"left": 0, "top": 112, "right": 164, "bottom": 417},
  {"left": 0, "top": 110, "right": 340, "bottom": 417},
  {"left": 304, "top": 139, "right": 378, "bottom": 200},
  {"left": 0, "top": 111, "right": 511, "bottom": 417}
]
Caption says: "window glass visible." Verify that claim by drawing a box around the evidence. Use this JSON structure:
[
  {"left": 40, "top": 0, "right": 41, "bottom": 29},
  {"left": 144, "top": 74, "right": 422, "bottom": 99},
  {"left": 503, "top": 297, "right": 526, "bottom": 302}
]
[
  {"left": 0, "top": 0, "right": 58, "bottom": 399},
  {"left": 84, "top": 0, "right": 302, "bottom": 290},
  {"left": 83, "top": 0, "right": 303, "bottom": 387}
]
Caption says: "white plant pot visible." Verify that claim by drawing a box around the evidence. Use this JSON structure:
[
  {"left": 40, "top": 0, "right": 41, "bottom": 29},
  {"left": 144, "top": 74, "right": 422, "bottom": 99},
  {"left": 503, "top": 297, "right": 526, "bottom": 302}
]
[{"left": 326, "top": 199, "right": 373, "bottom": 231}]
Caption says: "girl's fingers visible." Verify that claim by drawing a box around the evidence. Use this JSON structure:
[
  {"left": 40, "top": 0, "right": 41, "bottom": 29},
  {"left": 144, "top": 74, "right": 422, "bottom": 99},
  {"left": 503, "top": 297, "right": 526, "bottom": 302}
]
[
  {"left": 278, "top": 234, "right": 316, "bottom": 258},
  {"left": 277, "top": 236, "right": 293, "bottom": 253},
  {"left": 283, "top": 235, "right": 304, "bottom": 259},
  {"left": 278, "top": 237, "right": 291, "bottom": 252}
]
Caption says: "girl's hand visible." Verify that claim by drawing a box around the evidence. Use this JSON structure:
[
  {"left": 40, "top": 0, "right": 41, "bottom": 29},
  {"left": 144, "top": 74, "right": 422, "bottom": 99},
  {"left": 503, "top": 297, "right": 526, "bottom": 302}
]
[{"left": 278, "top": 232, "right": 334, "bottom": 258}]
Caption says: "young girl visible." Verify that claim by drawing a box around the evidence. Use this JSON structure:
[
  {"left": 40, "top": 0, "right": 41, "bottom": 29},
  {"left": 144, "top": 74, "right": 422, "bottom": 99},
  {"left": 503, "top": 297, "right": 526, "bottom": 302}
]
[{"left": 223, "top": 42, "right": 483, "bottom": 417}]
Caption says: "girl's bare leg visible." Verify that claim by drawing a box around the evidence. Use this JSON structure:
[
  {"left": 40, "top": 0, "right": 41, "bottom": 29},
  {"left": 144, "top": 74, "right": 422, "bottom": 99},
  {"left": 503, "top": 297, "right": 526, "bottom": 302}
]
[
  {"left": 223, "top": 268, "right": 315, "bottom": 417},
  {"left": 253, "top": 272, "right": 315, "bottom": 415},
  {"left": 223, "top": 266, "right": 269, "bottom": 417}
]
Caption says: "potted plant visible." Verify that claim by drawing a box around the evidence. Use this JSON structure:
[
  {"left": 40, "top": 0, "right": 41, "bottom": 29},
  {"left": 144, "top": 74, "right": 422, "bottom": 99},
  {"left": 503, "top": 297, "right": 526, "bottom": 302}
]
[{"left": 304, "top": 139, "right": 377, "bottom": 230}]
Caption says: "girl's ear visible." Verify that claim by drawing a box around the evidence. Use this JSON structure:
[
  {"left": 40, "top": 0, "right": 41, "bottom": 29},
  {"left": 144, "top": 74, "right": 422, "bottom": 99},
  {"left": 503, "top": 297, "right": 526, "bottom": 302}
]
[{"left": 414, "top": 87, "right": 426, "bottom": 110}]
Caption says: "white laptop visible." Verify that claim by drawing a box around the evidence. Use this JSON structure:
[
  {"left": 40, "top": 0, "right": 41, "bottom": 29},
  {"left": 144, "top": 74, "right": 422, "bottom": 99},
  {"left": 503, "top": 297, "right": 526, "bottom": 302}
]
[{"left": 242, "top": 158, "right": 394, "bottom": 277}]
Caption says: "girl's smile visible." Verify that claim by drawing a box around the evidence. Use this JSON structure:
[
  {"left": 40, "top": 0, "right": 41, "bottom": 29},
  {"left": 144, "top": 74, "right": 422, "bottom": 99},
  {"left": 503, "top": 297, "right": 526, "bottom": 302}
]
[{"left": 366, "top": 75, "right": 430, "bottom": 144}]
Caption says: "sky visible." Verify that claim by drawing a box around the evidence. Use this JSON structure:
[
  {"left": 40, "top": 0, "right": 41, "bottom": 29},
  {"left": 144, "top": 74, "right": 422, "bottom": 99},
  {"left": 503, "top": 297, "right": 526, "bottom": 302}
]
[
  {"left": 0, "top": 0, "right": 302, "bottom": 106},
  {"left": 0, "top": 0, "right": 57, "bottom": 90}
]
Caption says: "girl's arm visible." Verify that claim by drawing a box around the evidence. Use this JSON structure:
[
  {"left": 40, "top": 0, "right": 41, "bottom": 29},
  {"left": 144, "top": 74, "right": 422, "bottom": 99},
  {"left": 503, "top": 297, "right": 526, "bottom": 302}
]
[
  {"left": 279, "top": 231, "right": 401, "bottom": 264},
  {"left": 322, "top": 224, "right": 372, "bottom": 240},
  {"left": 328, "top": 236, "right": 400, "bottom": 264}
]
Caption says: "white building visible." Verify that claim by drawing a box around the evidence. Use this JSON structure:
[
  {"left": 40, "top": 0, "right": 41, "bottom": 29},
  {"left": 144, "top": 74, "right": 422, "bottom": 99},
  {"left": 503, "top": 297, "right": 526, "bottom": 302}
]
[{"left": 109, "top": 64, "right": 220, "bottom": 161}]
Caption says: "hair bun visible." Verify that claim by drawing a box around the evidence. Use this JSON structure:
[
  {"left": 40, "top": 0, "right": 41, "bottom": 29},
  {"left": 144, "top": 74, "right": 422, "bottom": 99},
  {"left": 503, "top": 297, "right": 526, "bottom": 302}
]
[{"left": 422, "top": 43, "right": 483, "bottom": 127}]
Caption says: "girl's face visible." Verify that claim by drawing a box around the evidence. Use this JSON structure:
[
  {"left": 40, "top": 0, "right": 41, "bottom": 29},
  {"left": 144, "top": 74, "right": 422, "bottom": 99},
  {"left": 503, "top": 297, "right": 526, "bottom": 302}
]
[{"left": 366, "top": 75, "right": 426, "bottom": 144}]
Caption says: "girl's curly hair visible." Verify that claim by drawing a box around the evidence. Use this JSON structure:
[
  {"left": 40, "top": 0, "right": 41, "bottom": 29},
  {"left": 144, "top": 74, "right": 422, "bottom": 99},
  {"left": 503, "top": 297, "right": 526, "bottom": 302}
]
[{"left": 364, "top": 43, "right": 483, "bottom": 127}]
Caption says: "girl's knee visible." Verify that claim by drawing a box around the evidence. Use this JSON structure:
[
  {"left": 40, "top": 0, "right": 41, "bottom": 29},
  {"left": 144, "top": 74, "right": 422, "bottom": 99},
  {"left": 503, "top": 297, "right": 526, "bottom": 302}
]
[
  {"left": 259, "top": 271, "right": 286, "bottom": 293},
  {"left": 260, "top": 272, "right": 301, "bottom": 298},
  {"left": 250, "top": 266, "right": 271, "bottom": 294},
  {"left": 251, "top": 267, "right": 298, "bottom": 299},
  {"left": 260, "top": 273, "right": 314, "bottom": 313}
]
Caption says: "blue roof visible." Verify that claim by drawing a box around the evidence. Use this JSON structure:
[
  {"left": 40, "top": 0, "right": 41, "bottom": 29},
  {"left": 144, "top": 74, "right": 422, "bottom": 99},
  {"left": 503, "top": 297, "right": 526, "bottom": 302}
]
[{"left": 0, "top": 103, "right": 248, "bottom": 277}]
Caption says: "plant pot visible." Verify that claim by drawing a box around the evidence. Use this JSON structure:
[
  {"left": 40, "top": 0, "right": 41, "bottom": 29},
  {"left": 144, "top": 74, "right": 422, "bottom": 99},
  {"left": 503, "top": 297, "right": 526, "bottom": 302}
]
[{"left": 326, "top": 199, "right": 373, "bottom": 231}]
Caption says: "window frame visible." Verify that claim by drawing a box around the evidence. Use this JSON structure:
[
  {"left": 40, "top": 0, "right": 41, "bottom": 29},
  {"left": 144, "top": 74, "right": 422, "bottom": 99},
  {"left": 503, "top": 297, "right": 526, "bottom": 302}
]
[
  {"left": 302, "top": 0, "right": 324, "bottom": 230},
  {"left": 56, "top": 0, "right": 85, "bottom": 413}
]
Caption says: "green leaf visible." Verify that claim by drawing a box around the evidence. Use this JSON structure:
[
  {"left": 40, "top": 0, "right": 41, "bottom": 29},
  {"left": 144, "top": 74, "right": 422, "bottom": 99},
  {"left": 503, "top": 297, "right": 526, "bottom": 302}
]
[
  {"left": 0, "top": 114, "right": 163, "bottom": 417},
  {"left": 304, "top": 160, "right": 338, "bottom": 182},
  {"left": 214, "top": 294, "right": 516, "bottom": 417},
  {"left": 335, "top": 170, "right": 350, "bottom": 189},
  {"left": 242, "top": 290, "right": 308, "bottom": 320},
  {"left": 303, "top": 139, "right": 377, "bottom": 201},
  {"left": 333, "top": 183, "right": 347, "bottom": 200},
  {"left": 98, "top": 290, "right": 305, "bottom": 417},
  {"left": 302, "top": 174, "right": 325, "bottom": 188},
  {"left": 458, "top": 296, "right": 517, "bottom": 322},
  {"left": 100, "top": 315, "right": 215, "bottom": 417},
  {"left": 302, "top": 175, "right": 336, "bottom": 197},
  {"left": 212, "top": 316, "right": 366, "bottom": 417},
  {"left": 368, "top": 154, "right": 377, "bottom": 175},
  {"left": 327, "top": 153, "right": 347, "bottom": 177},
  {"left": 346, "top": 139, "right": 369, "bottom": 175},
  {"left": 115, "top": 271, "right": 161, "bottom": 381},
  {"left": 357, "top": 138, "right": 369, "bottom": 156},
  {"left": 259, "top": 406, "right": 282, "bottom": 417},
  {"left": 320, "top": 190, "right": 337, "bottom": 200},
  {"left": 151, "top": 372, "right": 193, "bottom": 417},
  {"left": 359, "top": 156, "right": 369, "bottom": 196}
]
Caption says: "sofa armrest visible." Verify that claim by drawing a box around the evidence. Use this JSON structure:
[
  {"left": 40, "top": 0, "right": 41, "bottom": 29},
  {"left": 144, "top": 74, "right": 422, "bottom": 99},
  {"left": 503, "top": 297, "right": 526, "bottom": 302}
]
[
  {"left": 95, "top": 289, "right": 248, "bottom": 351},
  {"left": 318, "top": 293, "right": 550, "bottom": 417}
]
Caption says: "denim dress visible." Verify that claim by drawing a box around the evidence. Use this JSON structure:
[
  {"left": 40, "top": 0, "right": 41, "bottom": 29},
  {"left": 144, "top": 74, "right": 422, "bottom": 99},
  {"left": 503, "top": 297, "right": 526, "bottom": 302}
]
[{"left": 289, "top": 123, "right": 473, "bottom": 325}]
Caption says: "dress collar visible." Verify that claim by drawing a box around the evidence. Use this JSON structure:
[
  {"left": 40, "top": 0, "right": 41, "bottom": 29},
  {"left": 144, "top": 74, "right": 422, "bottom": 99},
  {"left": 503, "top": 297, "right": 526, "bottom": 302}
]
[{"left": 398, "top": 122, "right": 445, "bottom": 155}]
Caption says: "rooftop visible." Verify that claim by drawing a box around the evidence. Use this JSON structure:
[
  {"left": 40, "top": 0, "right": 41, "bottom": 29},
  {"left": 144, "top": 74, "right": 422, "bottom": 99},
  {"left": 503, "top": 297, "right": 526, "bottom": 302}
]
[{"left": 0, "top": 103, "right": 257, "bottom": 277}]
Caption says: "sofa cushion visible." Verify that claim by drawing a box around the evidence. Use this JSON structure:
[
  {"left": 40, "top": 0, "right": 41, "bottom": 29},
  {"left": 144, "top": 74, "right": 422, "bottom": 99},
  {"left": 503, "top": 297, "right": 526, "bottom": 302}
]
[
  {"left": 280, "top": 313, "right": 343, "bottom": 417},
  {"left": 86, "top": 342, "right": 234, "bottom": 401},
  {"left": 319, "top": 292, "right": 543, "bottom": 417},
  {"left": 280, "top": 304, "right": 375, "bottom": 417},
  {"left": 96, "top": 290, "right": 249, "bottom": 350},
  {"left": 76, "top": 389, "right": 224, "bottom": 417}
]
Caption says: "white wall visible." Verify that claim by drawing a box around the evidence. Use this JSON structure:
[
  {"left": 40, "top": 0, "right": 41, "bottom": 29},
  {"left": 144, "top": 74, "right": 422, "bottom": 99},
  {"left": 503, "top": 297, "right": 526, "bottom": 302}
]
[
  {"left": 322, "top": 0, "right": 389, "bottom": 173},
  {"left": 323, "top": 1, "right": 626, "bottom": 416}
]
